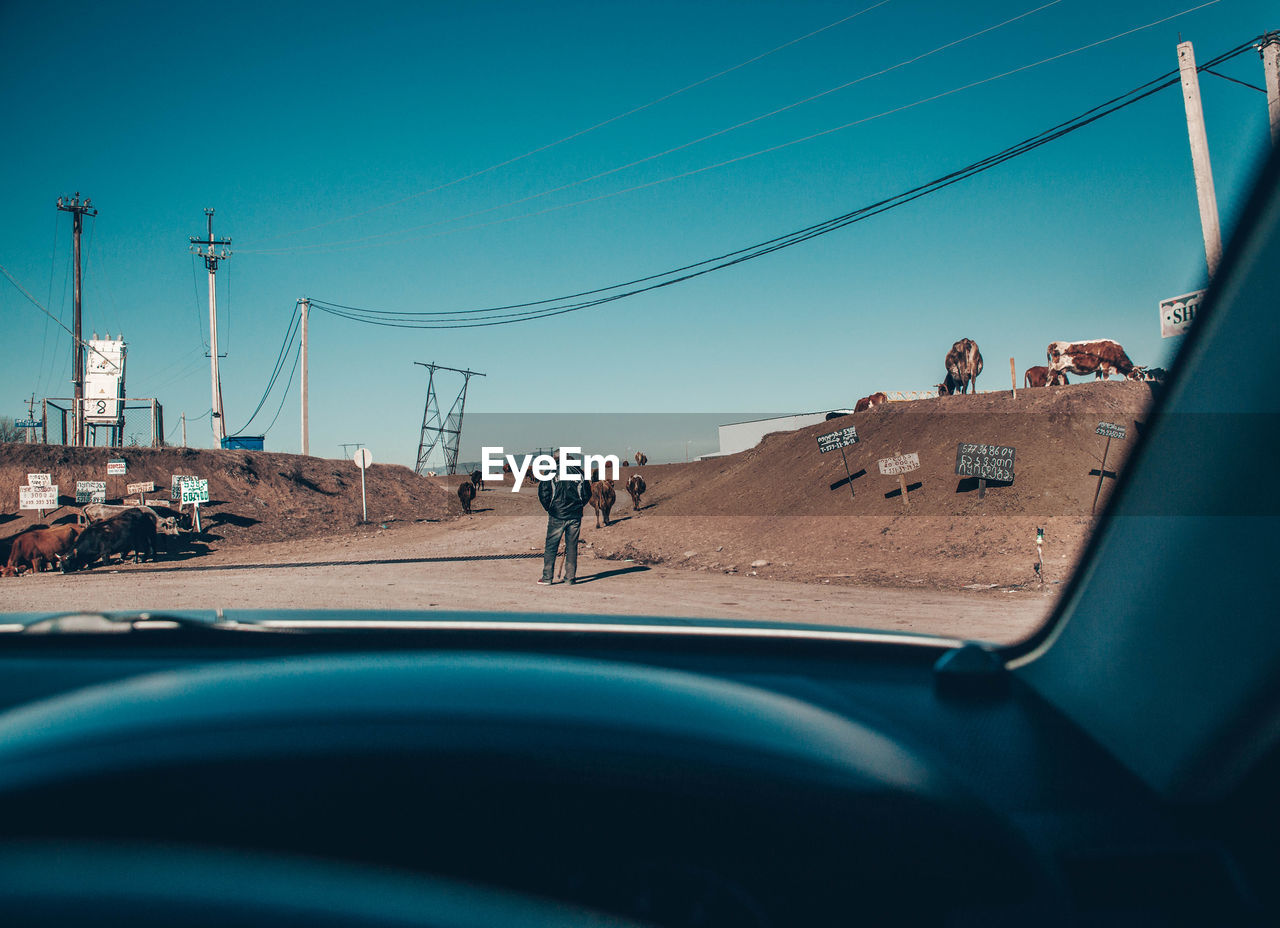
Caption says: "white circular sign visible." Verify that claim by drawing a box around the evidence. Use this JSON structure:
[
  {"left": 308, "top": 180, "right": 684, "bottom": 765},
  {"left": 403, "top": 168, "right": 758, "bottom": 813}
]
[{"left": 353, "top": 448, "right": 373, "bottom": 470}]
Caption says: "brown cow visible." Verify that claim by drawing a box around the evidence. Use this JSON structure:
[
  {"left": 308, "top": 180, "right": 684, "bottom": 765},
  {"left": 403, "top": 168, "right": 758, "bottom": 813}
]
[
  {"left": 941, "top": 339, "right": 983, "bottom": 394},
  {"left": 457, "top": 481, "right": 476, "bottom": 515},
  {"left": 589, "top": 479, "right": 616, "bottom": 528},
  {"left": 5, "top": 524, "right": 83, "bottom": 576},
  {"left": 634, "top": 452, "right": 648, "bottom": 467},
  {"left": 470, "top": 469, "right": 484, "bottom": 491},
  {"left": 854, "top": 392, "right": 888, "bottom": 413},
  {"left": 1023, "top": 365, "right": 1068, "bottom": 388},
  {"left": 626, "top": 474, "right": 646, "bottom": 512},
  {"left": 1047, "top": 339, "right": 1141, "bottom": 381}
]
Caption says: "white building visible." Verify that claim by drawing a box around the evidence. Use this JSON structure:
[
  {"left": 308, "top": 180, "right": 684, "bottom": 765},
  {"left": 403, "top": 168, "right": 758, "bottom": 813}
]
[{"left": 697, "top": 410, "right": 854, "bottom": 460}]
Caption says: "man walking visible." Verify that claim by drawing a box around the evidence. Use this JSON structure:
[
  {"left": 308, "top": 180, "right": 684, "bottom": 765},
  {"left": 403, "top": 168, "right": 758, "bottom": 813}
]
[{"left": 537, "top": 451, "right": 593, "bottom": 585}]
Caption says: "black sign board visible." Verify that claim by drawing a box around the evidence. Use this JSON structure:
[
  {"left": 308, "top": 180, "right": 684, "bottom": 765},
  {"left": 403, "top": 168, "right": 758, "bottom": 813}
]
[
  {"left": 954, "top": 443, "right": 1015, "bottom": 482},
  {"left": 816, "top": 426, "right": 859, "bottom": 454},
  {"left": 1095, "top": 421, "right": 1127, "bottom": 440}
]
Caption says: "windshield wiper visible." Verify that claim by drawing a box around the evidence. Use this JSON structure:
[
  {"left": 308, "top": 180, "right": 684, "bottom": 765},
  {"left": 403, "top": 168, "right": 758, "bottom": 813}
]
[{"left": 0, "top": 611, "right": 282, "bottom": 635}]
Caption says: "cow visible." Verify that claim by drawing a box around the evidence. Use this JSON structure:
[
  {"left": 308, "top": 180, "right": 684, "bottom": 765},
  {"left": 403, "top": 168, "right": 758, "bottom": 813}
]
[
  {"left": 4, "top": 525, "right": 83, "bottom": 576},
  {"left": 626, "top": 474, "right": 646, "bottom": 512},
  {"left": 1023, "top": 365, "right": 1068, "bottom": 388},
  {"left": 589, "top": 479, "right": 616, "bottom": 528},
  {"left": 634, "top": 452, "right": 648, "bottom": 467},
  {"left": 457, "top": 481, "right": 476, "bottom": 515},
  {"left": 1047, "top": 339, "right": 1142, "bottom": 381},
  {"left": 1139, "top": 366, "right": 1168, "bottom": 383},
  {"left": 941, "top": 339, "right": 983, "bottom": 395},
  {"left": 81, "top": 503, "right": 181, "bottom": 536},
  {"left": 470, "top": 469, "right": 484, "bottom": 492},
  {"left": 854, "top": 392, "right": 888, "bottom": 413},
  {"left": 61, "top": 509, "right": 158, "bottom": 572}
]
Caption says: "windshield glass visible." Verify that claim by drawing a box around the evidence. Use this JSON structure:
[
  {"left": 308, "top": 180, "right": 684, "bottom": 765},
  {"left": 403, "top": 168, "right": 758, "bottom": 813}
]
[{"left": 1, "top": 1, "right": 1274, "bottom": 643}]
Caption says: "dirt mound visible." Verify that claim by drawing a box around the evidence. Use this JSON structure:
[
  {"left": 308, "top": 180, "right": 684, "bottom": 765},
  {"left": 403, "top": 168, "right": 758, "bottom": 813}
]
[{"left": 0, "top": 445, "right": 454, "bottom": 547}]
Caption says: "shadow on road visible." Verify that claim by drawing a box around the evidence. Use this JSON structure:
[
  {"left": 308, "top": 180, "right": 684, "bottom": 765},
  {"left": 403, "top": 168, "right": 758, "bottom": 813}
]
[
  {"left": 572, "top": 565, "right": 650, "bottom": 585},
  {"left": 127, "top": 551, "right": 544, "bottom": 575}
]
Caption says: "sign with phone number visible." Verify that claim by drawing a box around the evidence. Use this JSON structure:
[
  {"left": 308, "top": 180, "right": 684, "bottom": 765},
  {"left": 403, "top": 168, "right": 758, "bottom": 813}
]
[{"left": 955, "top": 443, "right": 1015, "bottom": 482}]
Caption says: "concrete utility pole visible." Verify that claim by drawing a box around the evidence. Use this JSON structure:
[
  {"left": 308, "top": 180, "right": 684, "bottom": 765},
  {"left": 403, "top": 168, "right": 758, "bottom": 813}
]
[
  {"left": 1262, "top": 32, "right": 1280, "bottom": 146},
  {"left": 189, "top": 209, "right": 232, "bottom": 446},
  {"left": 56, "top": 193, "right": 96, "bottom": 447},
  {"left": 1177, "top": 41, "right": 1223, "bottom": 278},
  {"left": 300, "top": 298, "right": 309, "bottom": 456},
  {"left": 181, "top": 412, "right": 187, "bottom": 448}
]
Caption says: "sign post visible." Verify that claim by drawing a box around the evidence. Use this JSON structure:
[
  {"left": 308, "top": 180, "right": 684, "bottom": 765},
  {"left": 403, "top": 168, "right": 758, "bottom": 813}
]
[
  {"left": 955, "top": 443, "right": 1016, "bottom": 500},
  {"left": 20, "top": 484, "right": 58, "bottom": 516},
  {"left": 180, "top": 478, "right": 209, "bottom": 532},
  {"left": 1159, "top": 289, "right": 1205, "bottom": 338},
  {"left": 877, "top": 451, "right": 920, "bottom": 508},
  {"left": 354, "top": 447, "right": 373, "bottom": 522},
  {"left": 76, "top": 480, "right": 107, "bottom": 505},
  {"left": 815, "top": 426, "right": 859, "bottom": 498},
  {"left": 26, "top": 474, "right": 52, "bottom": 518},
  {"left": 127, "top": 480, "right": 155, "bottom": 505},
  {"left": 1092, "top": 422, "right": 1127, "bottom": 513}
]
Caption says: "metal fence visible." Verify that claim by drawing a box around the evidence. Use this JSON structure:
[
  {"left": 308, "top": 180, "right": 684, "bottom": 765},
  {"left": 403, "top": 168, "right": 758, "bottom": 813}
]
[{"left": 40, "top": 398, "right": 165, "bottom": 448}]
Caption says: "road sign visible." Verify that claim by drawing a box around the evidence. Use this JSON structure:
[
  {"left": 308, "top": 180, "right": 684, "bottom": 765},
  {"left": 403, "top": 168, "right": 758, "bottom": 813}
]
[
  {"left": 19, "top": 485, "right": 58, "bottom": 510},
  {"left": 955, "top": 443, "right": 1015, "bottom": 481},
  {"left": 126, "top": 481, "right": 156, "bottom": 496},
  {"left": 816, "top": 426, "right": 859, "bottom": 453},
  {"left": 181, "top": 478, "right": 209, "bottom": 505},
  {"left": 353, "top": 448, "right": 373, "bottom": 521},
  {"left": 107, "top": 459, "right": 127, "bottom": 476},
  {"left": 75, "top": 481, "right": 107, "bottom": 504},
  {"left": 353, "top": 448, "right": 373, "bottom": 469},
  {"left": 1096, "top": 422, "right": 1127, "bottom": 440},
  {"left": 1159, "top": 289, "right": 1205, "bottom": 338},
  {"left": 171, "top": 475, "right": 199, "bottom": 501},
  {"left": 15, "top": 419, "right": 41, "bottom": 429},
  {"left": 27, "top": 473, "right": 52, "bottom": 487},
  {"left": 878, "top": 452, "right": 920, "bottom": 476}
]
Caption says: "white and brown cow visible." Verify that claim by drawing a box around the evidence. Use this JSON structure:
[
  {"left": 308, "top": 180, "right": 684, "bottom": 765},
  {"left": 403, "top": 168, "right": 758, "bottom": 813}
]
[
  {"left": 1047, "top": 340, "right": 1142, "bottom": 381},
  {"left": 1023, "top": 365, "right": 1068, "bottom": 388},
  {"left": 941, "top": 339, "right": 983, "bottom": 395},
  {"left": 854, "top": 391, "right": 888, "bottom": 413},
  {"left": 625, "top": 474, "right": 646, "bottom": 511}
]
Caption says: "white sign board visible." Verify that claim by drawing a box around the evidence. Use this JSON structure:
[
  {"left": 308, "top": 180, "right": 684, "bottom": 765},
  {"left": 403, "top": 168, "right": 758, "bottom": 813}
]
[
  {"left": 83, "top": 337, "right": 125, "bottom": 423},
  {"left": 1159, "top": 289, "right": 1205, "bottom": 338},
  {"left": 27, "top": 473, "right": 52, "bottom": 487},
  {"left": 181, "top": 478, "right": 209, "bottom": 505},
  {"left": 878, "top": 452, "right": 921, "bottom": 476},
  {"left": 107, "top": 459, "right": 127, "bottom": 476},
  {"left": 127, "top": 481, "right": 155, "bottom": 495},
  {"left": 353, "top": 448, "right": 373, "bottom": 469},
  {"left": 171, "top": 475, "right": 200, "bottom": 501},
  {"left": 19, "top": 485, "right": 58, "bottom": 510},
  {"left": 76, "top": 480, "right": 107, "bottom": 504}
]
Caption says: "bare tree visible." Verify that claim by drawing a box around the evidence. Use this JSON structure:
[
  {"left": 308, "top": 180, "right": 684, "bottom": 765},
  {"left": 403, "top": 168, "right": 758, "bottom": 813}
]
[{"left": 0, "top": 417, "right": 24, "bottom": 443}]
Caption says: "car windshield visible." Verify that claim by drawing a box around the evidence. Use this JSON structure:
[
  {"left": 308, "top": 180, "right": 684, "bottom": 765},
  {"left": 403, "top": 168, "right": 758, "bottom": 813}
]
[{"left": 1, "top": 2, "right": 1275, "bottom": 644}]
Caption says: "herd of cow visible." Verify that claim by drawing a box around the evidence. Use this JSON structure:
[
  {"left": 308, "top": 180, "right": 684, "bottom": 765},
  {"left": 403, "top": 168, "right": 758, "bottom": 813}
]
[
  {"left": 2, "top": 502, "right": 184, "bottom": 578},
  {"left": 455, "top": 461, "right": 649, "bottom": 529},
  {"left": 851, "top": 337, "right": 1167, "bottom": 410}
]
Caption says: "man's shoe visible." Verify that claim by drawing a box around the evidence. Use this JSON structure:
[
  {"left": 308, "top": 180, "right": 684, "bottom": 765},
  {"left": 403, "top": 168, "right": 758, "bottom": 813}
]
[{"left": 536, "top": 578, "right": 553, "bottom": 585}]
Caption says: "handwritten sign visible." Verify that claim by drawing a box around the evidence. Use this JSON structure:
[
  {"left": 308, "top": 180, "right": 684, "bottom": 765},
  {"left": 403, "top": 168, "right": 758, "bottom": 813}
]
[
  {"left": 106, "top": 459, "right": 127, "bottom": 476},
  {"left": 181, "top": 478, "right": 209, "bottom": 505},
  {"left": 955, "top": 443, "right": 1015, "bottom": 482},
  {"left": 816, "top": 425, "right": 859, "bottom": 453},
  {"left": 27, "top": 473, "right": 52, "bottom": 487},
  {"left": 1160, "top": 289, "right": 1204, "bottom": 338},
  {"left": 19, "top": 485, "right": 58, "bottom": 510},
  {"left": 126, "top": 481, "right": 156, "bottom": 496},
  {"left": 76, "top": 480, "right": 107, "bottom": 504},
  {"left": 171, "top": 475, "right": 200, "bottom": 501},
  {"left": 1095, "top": 422, "right": 1127, "bottom": 440},
  {"left": 878, "top": 452, "right": 920, "bottom": 476}
]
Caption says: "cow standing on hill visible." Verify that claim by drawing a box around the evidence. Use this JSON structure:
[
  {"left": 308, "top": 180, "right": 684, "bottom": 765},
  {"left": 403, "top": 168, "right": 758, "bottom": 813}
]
[
  {"left": 626, "top": 474, "right": 646, "bottom": 512},
  {"left": 1023, "top": 365, "right": 1068, "bottom": 388},
  {"left": 457, "top": 481, "right": 476, "bottom": 515},
  {"left": 940, "top": 339, "right": 983, "bottom": 395},
  {"left": 1047, "top": 339, "right": 1142, "bottom": 381},
  {"left": 589, "top": 479, "right": 616, "bottom": 528},
  {"left": 634, "top": 452, "right": 648, "bottom": 467},
  {"left": 470, "top": 469, "right": 484, "bottom": 492},
  {"left": 854, "top": 392, "right": 888, "bottom": 413}
]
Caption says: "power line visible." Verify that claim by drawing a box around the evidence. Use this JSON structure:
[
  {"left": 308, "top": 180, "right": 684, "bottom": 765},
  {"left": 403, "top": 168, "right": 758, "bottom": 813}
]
[
  {"left": 0, "top": 261, "right": 122, "bottom": 370},
  {"left": 252, "top": 1, "right": 896, "bottom": 246},
  {"left": 233, "top": 302, "right": 302, "bottom": 434},
  {"left": 303, "top": 33, "right": 1260, "bottom": 331},
  {"left": 261, "top": 336, "right": 302, "bottom": 436},
  {"left": 244, "top": 0, "right": 1066, "bottom": 256}
]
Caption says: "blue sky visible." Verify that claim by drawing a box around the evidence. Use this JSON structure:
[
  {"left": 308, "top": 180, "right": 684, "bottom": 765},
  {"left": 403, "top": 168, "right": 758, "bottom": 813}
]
[{"left": 1, "top": 0, "right": 1274, "bottom": 466}]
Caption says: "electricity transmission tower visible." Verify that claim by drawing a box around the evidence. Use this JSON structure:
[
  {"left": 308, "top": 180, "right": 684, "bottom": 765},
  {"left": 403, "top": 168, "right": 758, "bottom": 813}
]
[{"left": 413, "top": 362, "right": 485, "bottom": 476}]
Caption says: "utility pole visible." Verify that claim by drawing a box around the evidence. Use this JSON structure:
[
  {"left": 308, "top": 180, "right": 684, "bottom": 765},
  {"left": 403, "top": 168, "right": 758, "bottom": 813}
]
[
  {"left": 56, "top": 193, "right": 96, "bottom": 447},
  {"left": 1177, "top": 41, "right": 1223, "bottom": 278},
  {"left": 300, "top": 298, "right": 309, "bottom": 456},
  {"left": 413, "top": 362, "right": 485, "bottom": 476},
  {"left": 1262, "top": 32, "right": 1280, "bottom": 146},
  {"left": 189, "top": 209, "right": 231, "bottom": 446},
  {"left": 181, "top": 413, "right": 187, "bottom": 448}
]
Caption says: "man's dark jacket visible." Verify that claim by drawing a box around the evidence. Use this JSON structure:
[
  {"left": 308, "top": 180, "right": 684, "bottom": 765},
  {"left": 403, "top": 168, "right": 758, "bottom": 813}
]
[{"left": 538, "top": 468, "right": 592, "bottom": 520}]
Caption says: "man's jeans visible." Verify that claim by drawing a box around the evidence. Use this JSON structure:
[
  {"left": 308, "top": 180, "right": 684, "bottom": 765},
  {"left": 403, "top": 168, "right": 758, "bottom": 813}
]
[{"left": 542, "top": 516, "right": 582, "bottom": 582}]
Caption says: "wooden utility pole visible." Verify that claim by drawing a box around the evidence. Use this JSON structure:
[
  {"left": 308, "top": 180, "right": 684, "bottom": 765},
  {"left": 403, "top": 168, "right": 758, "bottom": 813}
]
[
  {"left": 1177, "top": 41, "right": 1223, "bottom": 278},
  {"left": 57, "top": 193, "right": 96, "bottom": 447},
  {"left": 300, "top": 298, "right": 309, "bottom": 456},
  {"left": 1262, "top": 33, "right": 1280, "bottom": 146},
  {"left": 189, "top": 209, "right": 231, "bottom": 446}
]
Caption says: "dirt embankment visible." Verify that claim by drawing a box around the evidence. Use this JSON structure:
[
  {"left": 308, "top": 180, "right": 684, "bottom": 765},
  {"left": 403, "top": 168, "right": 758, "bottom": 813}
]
[{"left": 0, "top": 445, "right": 454, "bottom": 548}]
